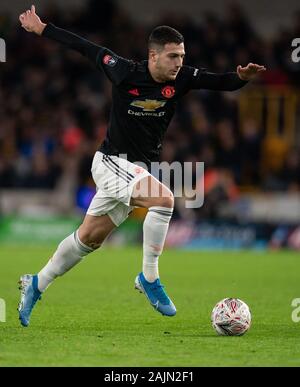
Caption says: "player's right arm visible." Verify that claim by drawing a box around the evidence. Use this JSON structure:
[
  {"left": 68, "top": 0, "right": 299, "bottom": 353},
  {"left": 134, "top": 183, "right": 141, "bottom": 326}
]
[{"left": 19, "top": 5, "right": 132, "bottom": 85}]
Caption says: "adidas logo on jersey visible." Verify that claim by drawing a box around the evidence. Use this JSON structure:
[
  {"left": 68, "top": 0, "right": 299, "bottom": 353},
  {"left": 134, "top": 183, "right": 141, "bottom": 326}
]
[{"left": 128, "top": 88, "right": 140, "bottom": 96}]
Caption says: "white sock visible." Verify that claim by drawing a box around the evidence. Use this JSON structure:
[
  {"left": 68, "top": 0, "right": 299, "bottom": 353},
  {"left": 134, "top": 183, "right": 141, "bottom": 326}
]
[
  {"left": 143, "top": 206, "right": 173, "bottom": 283},
  {"left": 37, "top": 230, "right": 95, "bottom": 292}
]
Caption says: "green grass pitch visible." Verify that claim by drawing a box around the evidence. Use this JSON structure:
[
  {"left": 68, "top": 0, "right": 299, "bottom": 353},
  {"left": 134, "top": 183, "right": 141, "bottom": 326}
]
[{"left": 0, "top": 244, "right": 300, "bottom": 366}]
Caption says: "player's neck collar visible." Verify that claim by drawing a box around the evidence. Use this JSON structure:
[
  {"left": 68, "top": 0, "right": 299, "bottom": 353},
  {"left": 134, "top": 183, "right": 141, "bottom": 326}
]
[{"left": 145, "top": 61, "right": 170, "bottom": 85}]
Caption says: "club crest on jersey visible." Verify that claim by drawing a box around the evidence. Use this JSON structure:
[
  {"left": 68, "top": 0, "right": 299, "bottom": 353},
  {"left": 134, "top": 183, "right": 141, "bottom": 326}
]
[
  {"left": 103, "top": 55, "right": 117, "bottom": 67},
  {"left": 161, "top": 86, "right": 175, "bottom": 99},
  {"left": 130, "top": 99, "right": 166, "bottom": 111}
]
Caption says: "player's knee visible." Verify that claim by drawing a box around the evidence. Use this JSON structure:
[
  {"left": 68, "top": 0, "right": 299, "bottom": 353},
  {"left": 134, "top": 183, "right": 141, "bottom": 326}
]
[
  {"left": 86, "top": 239, "right": 102, "bottom": 250},
  {"left": 159, "top": 192, "right": 174, "bottom": 209},
  {"left": 82, "top": 235, "right": 103, "bottom": 250},
  {"left": 78, "top": 227, "right": 103, "bottom": 250}
]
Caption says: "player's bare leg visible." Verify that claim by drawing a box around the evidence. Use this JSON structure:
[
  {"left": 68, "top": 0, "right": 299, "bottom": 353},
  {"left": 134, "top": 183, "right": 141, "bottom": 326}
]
[
  {"left": 130, "top": 175, "right": 176, "bottom": 316},
  {"left": 18, "top": 214, "right": 116, "bottom": 327}
]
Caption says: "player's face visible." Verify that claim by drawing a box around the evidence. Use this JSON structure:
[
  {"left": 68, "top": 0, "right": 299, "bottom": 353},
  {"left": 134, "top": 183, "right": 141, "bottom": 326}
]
[{"left": 154, "top": 43, "right": 185, "bottom": 81}]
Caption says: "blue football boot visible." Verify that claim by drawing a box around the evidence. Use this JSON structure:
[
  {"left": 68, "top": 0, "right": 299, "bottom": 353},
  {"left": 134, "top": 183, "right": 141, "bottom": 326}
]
[
  {"left": 18, "top": 274, "right": 42, "bottom": 327},
  {"left": 135, "top": 272, "right": 176, "bottom": 316}
]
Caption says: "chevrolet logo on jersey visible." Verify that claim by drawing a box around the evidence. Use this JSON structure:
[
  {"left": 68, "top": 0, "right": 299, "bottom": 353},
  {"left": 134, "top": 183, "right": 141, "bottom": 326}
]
[{"left": 130, "top": 99, "right": 166, "bottom": 111}]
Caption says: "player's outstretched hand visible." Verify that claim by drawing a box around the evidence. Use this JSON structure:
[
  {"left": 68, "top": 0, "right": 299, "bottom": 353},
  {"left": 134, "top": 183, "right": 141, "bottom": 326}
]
[
  {"left": 19, "top": 5, "right": 46, "bottom": 35},
  {"left": 237, "top": 63, "right": 266, "bottom": 81}
]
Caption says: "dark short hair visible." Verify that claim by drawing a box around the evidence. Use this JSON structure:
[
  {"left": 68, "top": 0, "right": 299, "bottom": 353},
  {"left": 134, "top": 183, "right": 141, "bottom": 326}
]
[{"left": 148, "top": 25, "right": 184, "bottom": 50}]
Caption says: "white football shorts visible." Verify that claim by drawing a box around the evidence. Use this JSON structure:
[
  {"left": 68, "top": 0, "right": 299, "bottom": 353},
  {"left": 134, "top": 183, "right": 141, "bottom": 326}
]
[{"left": 87, "top": 151, "right": 151, "bottom": 226}]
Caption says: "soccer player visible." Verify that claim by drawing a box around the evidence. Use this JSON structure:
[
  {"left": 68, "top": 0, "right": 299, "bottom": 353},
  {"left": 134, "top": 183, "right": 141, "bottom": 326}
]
[{"left": 18, "top": 5, "right": 266, "bottom": 326}]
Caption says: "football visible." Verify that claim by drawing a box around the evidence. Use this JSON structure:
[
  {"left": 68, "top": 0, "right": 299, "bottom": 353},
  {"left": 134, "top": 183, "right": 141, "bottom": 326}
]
[{"left": 211, "top": 298, "right": 251, "bottom": 336}]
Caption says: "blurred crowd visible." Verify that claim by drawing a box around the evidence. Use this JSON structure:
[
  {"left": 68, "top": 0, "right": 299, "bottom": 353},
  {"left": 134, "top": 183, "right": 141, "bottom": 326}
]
[{"left": 0, "top": 0, "right": 300, "bottom": 217}]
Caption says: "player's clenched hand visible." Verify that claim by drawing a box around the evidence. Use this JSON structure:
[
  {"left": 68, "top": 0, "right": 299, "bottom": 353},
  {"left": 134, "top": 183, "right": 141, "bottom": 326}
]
[
  {"left": 237, "top": 63, "right": 266, "bottom": 81},
  {"left": 19, "top": 5, "right": 46, "bottom": 35}
]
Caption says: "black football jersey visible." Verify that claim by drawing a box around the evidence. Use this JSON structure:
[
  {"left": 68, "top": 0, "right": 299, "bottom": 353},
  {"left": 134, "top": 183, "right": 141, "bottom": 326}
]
[{"left": 43, "top": 24, "right": 248, "bottom": 166}]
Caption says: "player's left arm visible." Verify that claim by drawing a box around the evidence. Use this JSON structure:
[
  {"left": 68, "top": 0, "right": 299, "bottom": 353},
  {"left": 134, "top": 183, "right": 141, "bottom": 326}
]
[
  {"left": 19, "top": 5, "right": 132, "bottom": 85},
  {"left": 19, "top": 5, "right": 100, "bottom": 63},
  {"left": 190, "top": 63, "right": 266, "bottom": 91}
]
